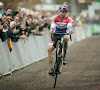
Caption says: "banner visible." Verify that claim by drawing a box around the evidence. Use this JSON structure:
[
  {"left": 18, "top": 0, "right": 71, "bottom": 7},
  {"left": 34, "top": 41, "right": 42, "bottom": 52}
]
[{"left": 90, "top": 24, "right": 100, "bottom": 34}]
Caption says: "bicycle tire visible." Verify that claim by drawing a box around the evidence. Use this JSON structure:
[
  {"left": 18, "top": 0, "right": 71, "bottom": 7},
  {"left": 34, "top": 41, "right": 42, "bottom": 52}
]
[
  {"left": 53, "top": 40, "right": 62, "bottom": 88},
  {"left": 53, "top": 73, "right": 57, "bottom": 88},
  {"left": 56, "top": 40, "right": 63, "bottom": 72}
]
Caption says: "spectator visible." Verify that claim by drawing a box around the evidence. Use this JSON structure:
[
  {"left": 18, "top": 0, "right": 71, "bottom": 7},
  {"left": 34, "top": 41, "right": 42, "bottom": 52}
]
[
  {"left": 19, "top": 22, "right": 30, "bottom": 37},
  {"left": 14, "top": 15, "right": 20, "bottom": 23},
  {"left": 0, "top": 22, "right": 8, "bottom": 42},
  {"left": 7, "top": 21, "right": 28, "bottom": 42},
  {"left": 8, "top": 21, "right": 20, "bottom": 42},
  {"left": 6, "top": 8, "right": 12, "bottom": 14},
  {"left": 0, "top": 24, "right": 3, "bottom": 38},
  {"left": 23, "top": 15, "right": 28, "bottom": 22},
  {"left": 6, "top": 12, "right": 13, "bottom": 21},
  {"left": 26, "top": 18, "right": 33, "bottom": 29},
  {"left": 13, "top": 15, "right": 21, "bottom": 29},
  {"left": 3, "top": 20, "right": 10, "bottom": 29},
  {"left": 0, "top": 15, "right": 9, "bottom": 41},
  {"left": 0, "top": 14, "right": 7, "bottom": 25}
]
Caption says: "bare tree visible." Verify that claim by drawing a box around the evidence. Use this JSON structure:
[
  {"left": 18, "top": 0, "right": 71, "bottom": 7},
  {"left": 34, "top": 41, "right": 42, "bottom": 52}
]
[{"left": 0, "top": 0, "right": 19, "bottom": 10}]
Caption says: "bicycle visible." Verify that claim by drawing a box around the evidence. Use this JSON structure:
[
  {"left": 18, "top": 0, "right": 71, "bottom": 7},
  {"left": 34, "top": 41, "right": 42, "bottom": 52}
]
[{"left": 51, "top": 33, "right": 72, "bottom": 88}]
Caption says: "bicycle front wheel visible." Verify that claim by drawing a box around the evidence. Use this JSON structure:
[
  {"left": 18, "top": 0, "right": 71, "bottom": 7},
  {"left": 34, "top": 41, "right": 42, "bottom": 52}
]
[{"left": 55, "top": 40, "right": 62, "bottom": 73}]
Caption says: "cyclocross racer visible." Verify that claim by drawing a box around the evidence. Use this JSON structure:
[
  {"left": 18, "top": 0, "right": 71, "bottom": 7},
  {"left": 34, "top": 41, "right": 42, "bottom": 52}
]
[{"left": 48, "top": 4, "right": 73, "bottom": 75}]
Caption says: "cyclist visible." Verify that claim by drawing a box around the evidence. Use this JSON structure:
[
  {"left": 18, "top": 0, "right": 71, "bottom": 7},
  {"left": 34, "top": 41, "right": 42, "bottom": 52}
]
[{"left": 48, "top": 4, "right": 73, "bottom": 75}]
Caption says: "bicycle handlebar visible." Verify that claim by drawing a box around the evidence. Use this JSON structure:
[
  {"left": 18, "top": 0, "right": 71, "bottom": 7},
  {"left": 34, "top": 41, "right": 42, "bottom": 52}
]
[
  {"left": 66, "top": 33, "right": 72, "bottom": 41},
  {"left": 51, "top": 33, "right": 72, "bottom": 41},
  {"left": 67, "top": 33, "right": 72, "bottom": 41}
]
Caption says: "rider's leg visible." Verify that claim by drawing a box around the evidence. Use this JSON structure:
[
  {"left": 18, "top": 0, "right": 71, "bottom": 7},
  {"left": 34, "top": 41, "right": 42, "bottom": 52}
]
[
  {"left": 64, "top": 35, "right": 69, "bottom": 55},
  {"left": 48, "top": 45, "right": 54, "bottom": 70},
  {"left": 63, "top": 35, "right": 69, "bottom": 64}
]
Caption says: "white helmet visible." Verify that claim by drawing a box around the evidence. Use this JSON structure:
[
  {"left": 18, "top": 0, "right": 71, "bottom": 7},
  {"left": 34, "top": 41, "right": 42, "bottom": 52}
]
[
  {"left": 0, "top": 2, "right": 3, "bottom": 6},
  {"left": 59, "top": 4, "right": 68, "bottom": 12}
]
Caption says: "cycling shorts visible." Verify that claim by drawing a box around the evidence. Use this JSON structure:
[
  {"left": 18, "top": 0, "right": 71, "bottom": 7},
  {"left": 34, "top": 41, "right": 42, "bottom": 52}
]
[{"left": 48, "top": 34, "right": 62, "bottom": 48}]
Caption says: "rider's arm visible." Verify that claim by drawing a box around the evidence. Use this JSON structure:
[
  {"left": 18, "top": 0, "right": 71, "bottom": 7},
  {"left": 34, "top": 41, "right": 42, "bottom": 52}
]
[
  {"left": 67, "top": 17, "right": 73, "bottom": 34},
  {"left": 67, "top": 23, "right": 73, "bottom": 34},
  {"left": 67, "top": 23, "right": 72, "bottom": 30},
  {"left": 50, "top": 16, "right": 57, "bottom": 34},
  {"left": 50, "top": 23, "right": 56, "bottom": 34}
]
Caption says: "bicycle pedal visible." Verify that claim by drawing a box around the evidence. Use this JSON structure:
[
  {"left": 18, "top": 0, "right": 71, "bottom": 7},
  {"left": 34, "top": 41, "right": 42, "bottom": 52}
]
[
  {"left": 55, "top": 71, "right": 61, "bottom": 74},
  {"left": 49, "top": 72, "right": 55, "bottom": 76},
  {"left": 51, "top": 74, "right": 55, "bottom": 76}
]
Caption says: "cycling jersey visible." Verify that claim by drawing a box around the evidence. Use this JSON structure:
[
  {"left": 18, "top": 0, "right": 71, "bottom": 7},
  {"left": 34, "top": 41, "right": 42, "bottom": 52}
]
[{"left": 50, "top": 15, "right": 72, "bottom": 33}]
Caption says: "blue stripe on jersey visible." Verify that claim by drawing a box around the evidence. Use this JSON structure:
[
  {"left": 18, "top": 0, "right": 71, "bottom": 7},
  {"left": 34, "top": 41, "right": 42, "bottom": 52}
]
[{"left": 54, "top": 27, "right": 67, "bottom": 33}]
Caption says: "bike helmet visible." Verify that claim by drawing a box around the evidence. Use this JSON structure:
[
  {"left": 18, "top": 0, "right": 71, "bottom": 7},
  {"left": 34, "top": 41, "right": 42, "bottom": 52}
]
[{"left": 59, "top": 4, "right": 68, "bottom": 12}]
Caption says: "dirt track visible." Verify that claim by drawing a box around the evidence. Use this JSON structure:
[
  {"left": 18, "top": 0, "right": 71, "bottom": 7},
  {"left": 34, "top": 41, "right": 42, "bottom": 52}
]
[{"left": 0, "top": 35, "right": 100, "bottom": 90}]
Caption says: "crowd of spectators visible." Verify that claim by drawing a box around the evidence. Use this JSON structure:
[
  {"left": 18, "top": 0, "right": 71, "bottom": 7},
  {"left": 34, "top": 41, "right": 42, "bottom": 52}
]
[
  {"left": 0, "top": 2, "right": 52, "bottom": 42},
  {"left": 0, "top": 2, "right": 100, "bottom": 42},
  {"left": 71, "top": 15, "right": 100, "bottom": 26}
]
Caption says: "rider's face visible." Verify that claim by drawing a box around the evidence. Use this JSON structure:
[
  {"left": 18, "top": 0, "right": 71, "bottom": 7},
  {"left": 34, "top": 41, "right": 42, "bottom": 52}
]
[{"left": 59, "top": 11, "right": 67, "bottom": 18}]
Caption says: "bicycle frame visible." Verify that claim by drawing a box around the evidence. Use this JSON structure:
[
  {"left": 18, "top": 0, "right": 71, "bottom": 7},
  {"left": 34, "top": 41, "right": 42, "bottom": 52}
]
[
  {"left": 56, "top": 33, "right": 71, "bottom": 60},
  {"left": 56, "top": 36, "right": 64, "bottom": 63}
]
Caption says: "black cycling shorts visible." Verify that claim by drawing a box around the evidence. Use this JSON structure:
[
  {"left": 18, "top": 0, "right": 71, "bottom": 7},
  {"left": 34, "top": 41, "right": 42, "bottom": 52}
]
[{"left": 49, "top": 34, "right": 62, "bottom": 48}]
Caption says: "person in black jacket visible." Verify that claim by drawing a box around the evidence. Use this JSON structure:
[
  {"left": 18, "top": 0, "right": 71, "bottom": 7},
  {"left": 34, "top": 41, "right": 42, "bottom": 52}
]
[
  {"left": 0, "top": 20, "right": 9, "bottom": 41},
  {"left": 0, "top": 24, "right": 3, "bottom": 38},
  {"left": 19, "top": 22, "right": 30, "bottom": 36}
]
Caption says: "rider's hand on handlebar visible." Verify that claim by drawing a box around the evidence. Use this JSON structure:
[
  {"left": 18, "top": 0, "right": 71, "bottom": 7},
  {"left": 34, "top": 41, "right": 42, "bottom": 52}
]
[
  {"left": 68, "top": 29, "right": 73, "bottom": 34},
  {"left": 49, "top": 30, "right": 54, "bottom": 34}
]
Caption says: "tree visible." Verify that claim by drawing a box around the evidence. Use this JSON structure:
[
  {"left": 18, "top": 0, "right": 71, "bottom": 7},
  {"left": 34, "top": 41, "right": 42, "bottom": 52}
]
[
  {"left": 0, "top": 0, "right": 19, "bottom": 10},
  {"left": 24, "top": 0, "right": 42, "bottom": 10}
]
